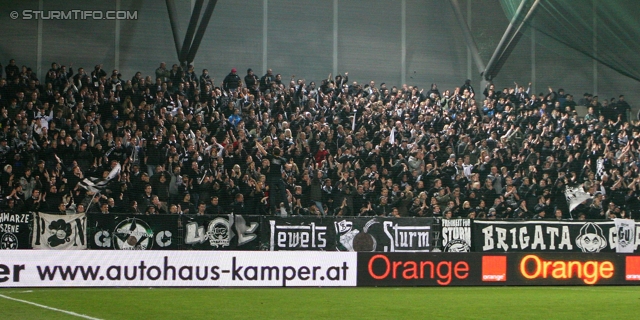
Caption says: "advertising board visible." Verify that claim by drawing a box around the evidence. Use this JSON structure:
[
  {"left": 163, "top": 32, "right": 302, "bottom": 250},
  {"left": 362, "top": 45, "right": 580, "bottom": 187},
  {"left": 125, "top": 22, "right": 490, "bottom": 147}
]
[
  {"left": 357, "top": 252, "right": 640, "bottom": 286},
  {"left": 0, "top": 251, "right": 357, "bottom": 287}
]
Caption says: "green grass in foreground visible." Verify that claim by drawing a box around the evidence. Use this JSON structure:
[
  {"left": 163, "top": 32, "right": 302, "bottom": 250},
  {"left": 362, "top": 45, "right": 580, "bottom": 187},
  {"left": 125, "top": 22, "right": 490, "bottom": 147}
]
[{"left": 1, "top": 287, "right": 640, "bottom": 319}]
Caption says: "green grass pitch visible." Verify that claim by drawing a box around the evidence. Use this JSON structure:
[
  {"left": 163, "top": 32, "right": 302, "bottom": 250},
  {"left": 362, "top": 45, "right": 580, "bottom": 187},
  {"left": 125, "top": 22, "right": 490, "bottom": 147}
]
[{"left": 1, "top": 287, "right": 640, "bottom": 319}]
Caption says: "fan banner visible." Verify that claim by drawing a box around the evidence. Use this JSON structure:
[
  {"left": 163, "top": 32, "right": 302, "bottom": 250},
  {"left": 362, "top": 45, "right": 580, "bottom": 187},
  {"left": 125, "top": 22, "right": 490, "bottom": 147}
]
[
  {"left": 473, "top": 220, "right": 640, "bottom": 253},
  {"left": 88, "top": 214, "right": 178, "bottom": 250},
  {"left": 614, "top": 219, "right": 636, "bottom": 253},
  {"left": 441, "top": 219, "right": 472, "bottom": 252},
  {"left": 31, "top": 212, "right": 87, "bottom": 250},
  {"left": 0, "top": 212, "right": 32, "bottom": 250},
  {"left": 263, "top": 216, "right": 436, "bottom": 252},
  {"left": 183, "top": 214, "right": 261, "bottom": 250}
]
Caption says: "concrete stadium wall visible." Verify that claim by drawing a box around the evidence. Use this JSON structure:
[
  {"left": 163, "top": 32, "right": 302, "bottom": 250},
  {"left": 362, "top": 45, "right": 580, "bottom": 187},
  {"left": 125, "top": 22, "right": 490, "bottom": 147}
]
[{"left": 0, "top": 0, "right": 637, "bottom": 115}]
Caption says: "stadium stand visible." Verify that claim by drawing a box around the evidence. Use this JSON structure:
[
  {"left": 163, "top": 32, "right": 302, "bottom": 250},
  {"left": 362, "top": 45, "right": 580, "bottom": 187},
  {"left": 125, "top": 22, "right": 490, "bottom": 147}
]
[{"left": 0, "top": 59, "right": 636, "bottom": 220}]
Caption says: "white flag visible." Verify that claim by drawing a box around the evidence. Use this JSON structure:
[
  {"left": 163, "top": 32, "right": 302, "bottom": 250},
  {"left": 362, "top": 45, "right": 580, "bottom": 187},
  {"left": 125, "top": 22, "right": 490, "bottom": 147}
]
[
  {"left": 78, "top": 163, "right": 121, "bottom": 193},
  {"left": 565, "top": 184, "right": 592, "bottom": 212},
  {"left": 596, "top": 158, "right": 605, "bottom": 179},
  {"left": 614, "top": 218, "right": 636, "bottom": 253},
  {"left": 351, "top": 111, "right": 357, "bottom": 131},
  {"left": 389, "top": 127, "right": 396, "bottom": 145},
  {"left": 32, "top": 212, "right": 87, "bottom": 250},
  {"left": 105, "top": 163, "right": 122, "bottom": 181}
]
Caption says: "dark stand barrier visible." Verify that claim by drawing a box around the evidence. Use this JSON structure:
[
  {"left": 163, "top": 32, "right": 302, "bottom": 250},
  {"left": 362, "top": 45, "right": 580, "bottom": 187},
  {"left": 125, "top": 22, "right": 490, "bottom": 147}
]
[
  {"left": 4, "top": 212, "right": 638, "bottom": 254},
  {"left": 86, "top": 214, "right": 436, "bottom": 252},
  {"left": 5, "top": 212, "right": 437, "bottom": 251}
]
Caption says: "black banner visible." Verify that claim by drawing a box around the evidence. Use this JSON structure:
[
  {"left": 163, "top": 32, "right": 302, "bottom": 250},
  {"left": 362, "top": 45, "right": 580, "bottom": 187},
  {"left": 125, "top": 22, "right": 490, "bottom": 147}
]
[
  {"left": 357, "top": 252, "right": 639, "bottom": 286},
  {"left": 334, "top": 217, "right": 436, "bottom": 252},
  {"left": 89, "top": 214, "right": 178, "bottom": 250},
  {"left": 264, "top": 216, "right": 436, "bottom": 252},
  {"left": 182, "top": 214, "right": 261, "bottom": 250},
  {"left": 441, "top": 219, "right": 472, "bottom": 252},
  {"left": 473, "top": 220, "right": 640, "bottom": 253},
  {"left": 0, "top": 212, "right": 32, "bottom": 249},
  {"left": 263, "top": 216, "right": 333, "bottom": 251}
]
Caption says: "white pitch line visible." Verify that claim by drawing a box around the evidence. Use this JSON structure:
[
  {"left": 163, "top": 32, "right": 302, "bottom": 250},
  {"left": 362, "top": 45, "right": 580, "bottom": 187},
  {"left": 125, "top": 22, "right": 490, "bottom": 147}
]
[
  {"left": 0, "top": 294, "right": 103, "bottom": 320},
  {"left": 547, "top": 287, "right": 640, "bottom": 293}
]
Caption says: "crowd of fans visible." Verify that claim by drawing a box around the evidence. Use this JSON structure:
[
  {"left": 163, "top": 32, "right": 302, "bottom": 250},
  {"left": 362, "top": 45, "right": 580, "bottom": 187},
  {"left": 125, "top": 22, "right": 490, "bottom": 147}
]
[{"left": 0, "top": 58, "right": 637, "bottom": 220}]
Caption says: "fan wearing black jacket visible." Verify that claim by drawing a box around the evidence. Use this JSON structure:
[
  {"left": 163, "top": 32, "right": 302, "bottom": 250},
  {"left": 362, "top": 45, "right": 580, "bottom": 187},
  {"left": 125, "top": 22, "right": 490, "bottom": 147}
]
[
  {"left": 222, "top": 68, "right": 241, "bottom": 92},
  {"left": 256, "top": 141, "right": 290, "bottom": 215},
  {"left": 244, "top": 68, "right": 259, "bottom": 95}
]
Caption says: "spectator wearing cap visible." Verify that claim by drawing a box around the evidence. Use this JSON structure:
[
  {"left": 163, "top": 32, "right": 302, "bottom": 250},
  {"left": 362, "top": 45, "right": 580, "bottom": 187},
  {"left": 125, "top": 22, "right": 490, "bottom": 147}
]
[
  {"left": 223, "top": 68, "right": 241, "bottom": 93},
  {"left": 487, "top": 208, "right": 497, "bottom": 220},
  {"left": 532, "top": 207, "right": 547, "bottom": 219},
  {"left": 513, "top": 199, "right": 531, "bottom": 219},
  {"left": 145, "top": 205, "right": 157, "bottom": 215}
]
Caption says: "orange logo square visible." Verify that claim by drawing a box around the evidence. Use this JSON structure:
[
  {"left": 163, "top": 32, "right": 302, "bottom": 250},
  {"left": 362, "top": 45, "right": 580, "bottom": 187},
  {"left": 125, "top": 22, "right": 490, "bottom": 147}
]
[
  {"left": 482, "top": 256, "right": 507, "bottom": 282},
  {"left": 626, "top": 256, "right": 640, "bottom": 281}
]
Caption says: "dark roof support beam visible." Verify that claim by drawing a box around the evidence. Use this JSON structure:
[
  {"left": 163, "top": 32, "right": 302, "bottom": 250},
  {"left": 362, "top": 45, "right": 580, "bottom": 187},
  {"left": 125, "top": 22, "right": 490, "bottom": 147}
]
[
  {"left": 491, "top": 0, "right": 542, "bottom": 77},
  {"left": 185, "top": 0, "right": 218, "bottom": 64},
  {"left": 483, "top": 0, "right": 540, "bottom": 81},
  {"left": 449, "top": 0, "right": 485, "bottom": 74},
  {"left": 179, "top": 0, "right": 205, "bottom": 64},
  {"left": 165, "top": 0, "right": 183, "bottom": 60}
]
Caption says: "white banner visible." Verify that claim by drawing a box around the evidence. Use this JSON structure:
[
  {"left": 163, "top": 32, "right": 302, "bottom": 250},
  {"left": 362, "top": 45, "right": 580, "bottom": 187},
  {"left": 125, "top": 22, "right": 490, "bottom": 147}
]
[
  {"left": 0, "top": 251, "right": 357, "bottom": 287},
  {"left": 31, "top": 213, "right": 88, "bottom": 250},
  {"left": 615, "top": 219, "right": 636, "bottom": 253},
  {"left": 441, "top": 219, "right": 471, "bottom": 252}
]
